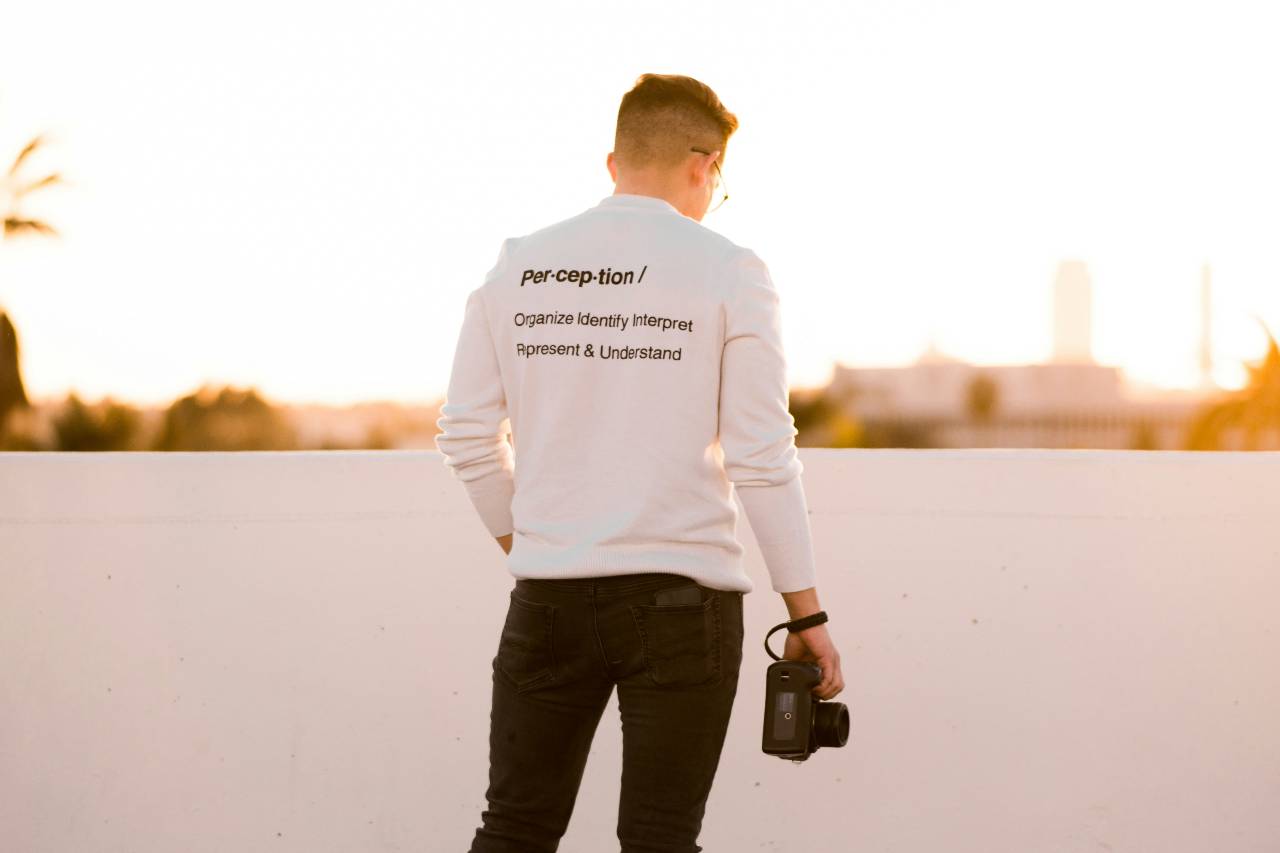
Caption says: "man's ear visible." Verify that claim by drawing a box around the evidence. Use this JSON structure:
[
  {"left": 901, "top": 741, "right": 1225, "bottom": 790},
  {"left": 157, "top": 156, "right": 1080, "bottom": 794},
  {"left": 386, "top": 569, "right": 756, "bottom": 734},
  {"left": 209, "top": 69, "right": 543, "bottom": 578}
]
[
  {"left": 698, "top": 150, "right": 721, "bottom": 185},
  {"left": 606, "top": 151, "right": 616, "bottom": 182}
]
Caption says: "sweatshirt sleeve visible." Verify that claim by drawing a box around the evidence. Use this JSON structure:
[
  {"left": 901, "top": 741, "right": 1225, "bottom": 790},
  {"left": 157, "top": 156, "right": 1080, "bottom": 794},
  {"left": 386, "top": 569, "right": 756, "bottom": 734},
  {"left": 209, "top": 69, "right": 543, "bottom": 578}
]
[
  {"left": 435, "top": 259, "right": 516, "bottom": 538},
  {"left": 719, "top": 247, "right": 818, "bottom": 593}
]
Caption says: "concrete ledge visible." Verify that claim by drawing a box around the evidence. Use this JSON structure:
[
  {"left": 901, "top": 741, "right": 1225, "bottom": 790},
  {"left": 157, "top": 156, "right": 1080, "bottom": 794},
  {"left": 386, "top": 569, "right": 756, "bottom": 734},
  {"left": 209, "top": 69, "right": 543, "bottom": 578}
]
[{"left": 2, "top": 449, "right": 1278, "bottom": 851}]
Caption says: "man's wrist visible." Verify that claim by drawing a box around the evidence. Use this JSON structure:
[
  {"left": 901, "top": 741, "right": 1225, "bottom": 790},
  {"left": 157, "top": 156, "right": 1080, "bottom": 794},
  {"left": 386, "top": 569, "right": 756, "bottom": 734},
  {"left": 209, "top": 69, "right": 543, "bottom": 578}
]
[{"left": 780, "top": 586, "right": 822, "bottom": 620}]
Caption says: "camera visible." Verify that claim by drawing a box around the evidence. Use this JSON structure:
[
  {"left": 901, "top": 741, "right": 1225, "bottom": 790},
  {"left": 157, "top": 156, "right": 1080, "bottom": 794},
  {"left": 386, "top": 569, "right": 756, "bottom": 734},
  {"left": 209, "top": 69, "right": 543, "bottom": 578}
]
[{"left": 761, "top": 613, "right": 850, "bottom": 762}]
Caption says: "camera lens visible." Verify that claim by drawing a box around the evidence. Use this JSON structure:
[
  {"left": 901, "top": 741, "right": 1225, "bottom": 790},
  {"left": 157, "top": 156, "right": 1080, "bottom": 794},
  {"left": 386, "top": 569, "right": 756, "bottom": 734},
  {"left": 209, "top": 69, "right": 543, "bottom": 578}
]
[{"left": 812, "top": 701, "right": 850, "bottom": 748}]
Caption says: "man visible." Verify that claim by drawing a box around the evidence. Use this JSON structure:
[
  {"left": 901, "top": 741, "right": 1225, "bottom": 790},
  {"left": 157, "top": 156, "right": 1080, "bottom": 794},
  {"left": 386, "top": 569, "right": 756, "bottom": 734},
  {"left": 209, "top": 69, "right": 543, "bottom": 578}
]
[{"left": 436, "top": 73, "right": 845, "bottom": 853}]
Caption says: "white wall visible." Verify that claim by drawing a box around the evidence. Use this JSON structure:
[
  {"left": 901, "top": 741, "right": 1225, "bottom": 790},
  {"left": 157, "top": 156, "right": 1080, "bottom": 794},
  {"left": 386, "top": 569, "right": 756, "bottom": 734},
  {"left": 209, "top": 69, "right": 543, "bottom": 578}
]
[{"left": 2, "top": 449, "right": 1278, "bottom": 852}]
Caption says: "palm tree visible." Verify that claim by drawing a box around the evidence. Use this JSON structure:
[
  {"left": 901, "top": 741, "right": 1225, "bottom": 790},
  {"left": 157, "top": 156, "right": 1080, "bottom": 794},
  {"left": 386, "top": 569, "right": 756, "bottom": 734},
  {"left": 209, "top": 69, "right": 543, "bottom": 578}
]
[
  {"left": 1, "top": 133, "right": 61, "bottom": 438},
  {"left": 3, "top": 134, "right": 60, "bottom": 237},
  {"left": 1184, "top": 315, "right": 1280, "bottom": 450}
]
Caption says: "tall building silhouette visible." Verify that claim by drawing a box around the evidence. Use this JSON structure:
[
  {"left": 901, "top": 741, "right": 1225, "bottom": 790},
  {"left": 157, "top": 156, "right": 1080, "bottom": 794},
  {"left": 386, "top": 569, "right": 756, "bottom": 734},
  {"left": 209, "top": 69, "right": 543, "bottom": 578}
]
[
  {"left": 1052, "top": 260, "right": 1093, "bottom": 363},
  {"left": 1199, "top": 263, "right": 1215, "bottom": 388}
]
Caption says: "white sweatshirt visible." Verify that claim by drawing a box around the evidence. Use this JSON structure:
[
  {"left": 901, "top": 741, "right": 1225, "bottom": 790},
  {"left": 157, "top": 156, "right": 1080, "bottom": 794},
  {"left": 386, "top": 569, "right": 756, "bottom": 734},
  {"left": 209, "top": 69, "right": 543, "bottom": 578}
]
[{"left": 434, "top": 192, "right": 817, "bottom": 594}]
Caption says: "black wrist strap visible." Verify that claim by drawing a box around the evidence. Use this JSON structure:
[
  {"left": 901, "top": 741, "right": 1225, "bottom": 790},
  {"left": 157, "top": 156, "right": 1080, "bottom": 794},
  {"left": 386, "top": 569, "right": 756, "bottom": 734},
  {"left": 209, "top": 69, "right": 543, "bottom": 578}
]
[
  {"left": 764, "top": 610, "right": 829, "bottom": 661},
  {"left": 786, "top": 611, "right": 829, "bottom": 632}
]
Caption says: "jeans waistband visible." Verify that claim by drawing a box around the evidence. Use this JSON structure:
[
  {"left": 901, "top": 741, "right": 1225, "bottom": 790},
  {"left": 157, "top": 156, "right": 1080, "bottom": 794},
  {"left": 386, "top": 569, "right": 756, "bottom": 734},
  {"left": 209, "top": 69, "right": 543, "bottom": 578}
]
[{"left": 514, "top": 571, "right": 701, "bottom": 597}]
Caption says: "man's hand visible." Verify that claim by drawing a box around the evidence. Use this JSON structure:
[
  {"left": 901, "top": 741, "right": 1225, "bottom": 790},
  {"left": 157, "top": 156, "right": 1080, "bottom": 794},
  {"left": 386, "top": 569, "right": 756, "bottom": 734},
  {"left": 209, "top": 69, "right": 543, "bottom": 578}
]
[
  {"left": 496, "top": 533, "right": 513, "bottom": 554},
  {"left": 778, "top": 586, "right": 844, "bottom": 700},
  {"left": 782, "top": 624, "right": 844, "bottom": 701}
]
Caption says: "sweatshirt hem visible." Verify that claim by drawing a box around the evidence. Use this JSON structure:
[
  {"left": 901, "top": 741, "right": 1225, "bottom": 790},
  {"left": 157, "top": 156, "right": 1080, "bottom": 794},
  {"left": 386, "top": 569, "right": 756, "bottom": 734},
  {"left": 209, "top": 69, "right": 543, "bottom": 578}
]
[{"left": 507, "top": 539, "right": 755, "bottom": 594}]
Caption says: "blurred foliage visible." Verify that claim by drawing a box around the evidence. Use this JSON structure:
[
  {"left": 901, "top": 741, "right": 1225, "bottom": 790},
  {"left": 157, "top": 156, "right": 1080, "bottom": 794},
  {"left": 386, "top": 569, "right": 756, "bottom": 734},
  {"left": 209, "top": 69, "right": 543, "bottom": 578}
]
[
  {"left": 52, "top": 393, "right": 141, "bottom": 450},
  {"left": 790, "top": 387, "right": 839, "bottom": 435},
  {"left": 1128, "top": 420, "right": 1159, "bottom": 451},
  {"left": 1184, "top": 318, "right": 1280, "bottom": 450},
  {"left": 152, "top": 384, "right": 298, "bottom": 451},
  {"left": 0, "top": 406, "right": 41, "bottom": 449},
  {"left": 362, "top": 422, "right": 394, "bottom": 450},
  {"left": 790, "top": 386, "right": 866, "bottom": 448},
  {"left": 829, "top": 412, "right": 864, "bottom": 448},
  {"left": 856, "top": 419, "right": 936, "bottom": 449},
  {"left": 965, "top": 372, "right": 999, "bottom": 422}
]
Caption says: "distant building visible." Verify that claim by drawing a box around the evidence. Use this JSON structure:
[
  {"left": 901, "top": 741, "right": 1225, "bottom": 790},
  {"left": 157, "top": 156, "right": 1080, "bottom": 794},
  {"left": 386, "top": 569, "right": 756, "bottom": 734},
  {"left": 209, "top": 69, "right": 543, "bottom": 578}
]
[
  {"left": 1052, "top": 260, "right": 1093, "bottom": 363},
  {"left": 829, "top": 358, "right": 1126, "bottom": 419},
  {"left": 817, "top": 261, "right": 1215, "bottom": 450}
]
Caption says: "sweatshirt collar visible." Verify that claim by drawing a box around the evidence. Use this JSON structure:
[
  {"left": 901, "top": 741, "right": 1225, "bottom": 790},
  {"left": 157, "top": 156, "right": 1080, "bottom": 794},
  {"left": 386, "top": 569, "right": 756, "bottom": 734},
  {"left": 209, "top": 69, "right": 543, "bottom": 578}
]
[{"left": 597, "top": 193, "right": 681, "bottom": 215}]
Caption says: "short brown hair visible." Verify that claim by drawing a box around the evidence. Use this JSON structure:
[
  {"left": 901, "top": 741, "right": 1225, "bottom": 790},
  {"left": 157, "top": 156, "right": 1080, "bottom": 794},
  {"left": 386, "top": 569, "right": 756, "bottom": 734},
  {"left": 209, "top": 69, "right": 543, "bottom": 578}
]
[{"left": 613, "top": 73, "right": 739, "bottom": 172}]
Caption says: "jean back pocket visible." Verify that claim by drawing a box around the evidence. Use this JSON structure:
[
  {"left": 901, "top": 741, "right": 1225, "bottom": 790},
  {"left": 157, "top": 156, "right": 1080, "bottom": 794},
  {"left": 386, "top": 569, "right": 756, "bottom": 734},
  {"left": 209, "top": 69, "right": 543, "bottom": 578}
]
[
  {"left": 630, "top": 585, "right": 723, "bottom": 688},
  {"left": 495, "top": 592, "right": 558, "bottom": 693}
]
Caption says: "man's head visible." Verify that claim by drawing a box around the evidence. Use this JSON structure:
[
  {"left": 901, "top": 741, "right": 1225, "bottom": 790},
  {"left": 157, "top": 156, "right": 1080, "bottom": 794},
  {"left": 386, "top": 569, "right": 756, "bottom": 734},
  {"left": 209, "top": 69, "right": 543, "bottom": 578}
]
[{"left": 607, "top": 74, "right": 739, "bottom": 222}]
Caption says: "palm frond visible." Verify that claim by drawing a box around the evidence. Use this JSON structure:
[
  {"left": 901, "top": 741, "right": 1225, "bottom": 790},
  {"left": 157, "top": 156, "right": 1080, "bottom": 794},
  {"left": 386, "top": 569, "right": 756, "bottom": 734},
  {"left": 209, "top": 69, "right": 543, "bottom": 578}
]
[
  {"left": 1242, "top": 313, "right": 1280, "bottom": 392},
  {"left": 15, "top": 172, "right": 62, "bottom": 197},
  {"left": 6, "top": 135, "right": 46, "bottom": 177},
  {"left": 3, "top": 217, "right": 58, "bottom": 237}
]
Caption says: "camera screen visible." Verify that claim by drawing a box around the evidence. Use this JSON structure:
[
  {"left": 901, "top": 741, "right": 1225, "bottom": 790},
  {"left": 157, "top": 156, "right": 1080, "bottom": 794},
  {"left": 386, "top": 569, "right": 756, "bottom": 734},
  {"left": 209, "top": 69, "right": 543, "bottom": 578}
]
[{"left": 772, "top": 691, "right": 798, "bottom": 742}]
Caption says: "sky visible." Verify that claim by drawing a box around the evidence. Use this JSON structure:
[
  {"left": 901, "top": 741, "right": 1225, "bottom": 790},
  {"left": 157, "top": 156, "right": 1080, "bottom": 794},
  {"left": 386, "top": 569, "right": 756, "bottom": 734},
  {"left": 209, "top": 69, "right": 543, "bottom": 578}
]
[{"left": 1, "top": 0, "right": 1278, "bottom": 407}]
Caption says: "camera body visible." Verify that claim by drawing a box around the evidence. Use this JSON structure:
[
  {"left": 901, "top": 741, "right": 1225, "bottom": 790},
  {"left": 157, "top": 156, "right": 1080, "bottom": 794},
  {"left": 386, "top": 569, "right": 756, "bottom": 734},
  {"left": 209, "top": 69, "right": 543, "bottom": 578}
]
[{"left": 761, "top": 659, "right": 850, "bottom": 761}]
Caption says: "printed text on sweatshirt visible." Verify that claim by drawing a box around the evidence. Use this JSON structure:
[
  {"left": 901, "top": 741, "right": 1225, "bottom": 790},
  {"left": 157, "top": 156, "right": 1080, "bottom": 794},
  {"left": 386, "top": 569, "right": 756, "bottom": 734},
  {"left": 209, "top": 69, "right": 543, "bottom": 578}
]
[{"left": 435, "top": 192, "right": 817, "bottom": 594}]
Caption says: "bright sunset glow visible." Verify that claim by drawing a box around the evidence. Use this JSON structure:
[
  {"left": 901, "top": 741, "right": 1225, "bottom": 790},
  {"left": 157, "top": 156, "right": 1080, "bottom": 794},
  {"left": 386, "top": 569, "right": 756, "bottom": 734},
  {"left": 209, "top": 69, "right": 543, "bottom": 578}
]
[{"left": 2, "top": 0, "right": 1278, "bottom": 406}]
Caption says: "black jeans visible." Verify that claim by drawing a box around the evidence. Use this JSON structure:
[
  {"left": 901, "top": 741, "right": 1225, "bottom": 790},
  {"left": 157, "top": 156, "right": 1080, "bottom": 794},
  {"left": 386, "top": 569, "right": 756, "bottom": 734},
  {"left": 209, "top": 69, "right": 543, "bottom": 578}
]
[{"left": 468, "top": 572, "right": 745, "bottom": 853}]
